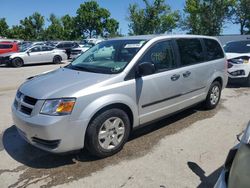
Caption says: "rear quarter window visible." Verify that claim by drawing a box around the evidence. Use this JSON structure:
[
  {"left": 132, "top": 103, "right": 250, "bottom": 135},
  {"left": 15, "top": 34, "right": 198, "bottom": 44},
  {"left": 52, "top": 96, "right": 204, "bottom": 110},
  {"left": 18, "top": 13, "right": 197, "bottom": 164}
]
[
  {"left": 204, "top": 39, "right": 224, "bottom": 61},
  {"left": 176, "top": 38, "right": 204, "bottom": 66}
]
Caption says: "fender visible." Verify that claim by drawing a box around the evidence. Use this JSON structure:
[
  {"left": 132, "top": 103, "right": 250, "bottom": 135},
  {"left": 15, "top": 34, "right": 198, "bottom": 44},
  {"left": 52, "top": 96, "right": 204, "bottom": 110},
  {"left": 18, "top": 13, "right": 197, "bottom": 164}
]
[{"left": 78, "top": 93, "right": 139, "bottom": 129}]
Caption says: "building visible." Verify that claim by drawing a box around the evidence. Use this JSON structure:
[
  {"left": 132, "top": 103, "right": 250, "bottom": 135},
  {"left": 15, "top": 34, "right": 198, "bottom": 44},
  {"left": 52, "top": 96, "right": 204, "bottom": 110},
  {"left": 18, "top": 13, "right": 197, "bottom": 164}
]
[{"left": 216, "top": 35, "right": 250, "bottom": 45}]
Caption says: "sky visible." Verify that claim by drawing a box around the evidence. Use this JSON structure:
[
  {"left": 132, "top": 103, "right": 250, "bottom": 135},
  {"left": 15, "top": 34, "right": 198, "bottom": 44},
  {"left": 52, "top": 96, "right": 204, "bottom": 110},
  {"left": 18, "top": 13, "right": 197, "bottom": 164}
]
[{"left": 0, "top": 0, "right": 240, "bottom": 36}]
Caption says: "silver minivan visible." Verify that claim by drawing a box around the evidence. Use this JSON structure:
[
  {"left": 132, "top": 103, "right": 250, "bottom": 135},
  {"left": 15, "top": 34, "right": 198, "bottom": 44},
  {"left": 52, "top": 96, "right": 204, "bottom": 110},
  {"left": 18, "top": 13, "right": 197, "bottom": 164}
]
[{"left": 12, "top": 35, "right": 228, "bottom": 157}]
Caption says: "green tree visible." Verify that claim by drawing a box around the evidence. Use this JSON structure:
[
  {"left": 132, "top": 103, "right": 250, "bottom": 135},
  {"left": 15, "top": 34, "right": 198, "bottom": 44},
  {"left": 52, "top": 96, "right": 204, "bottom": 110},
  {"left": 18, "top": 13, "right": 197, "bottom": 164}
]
[
  {"left": 75, "top": 1, "right": 119, "bottom": 38},
  {"left": 61, "top": 14, "right": 79, "bottom": 40},
  {"left": 19, "top": 12, "right": 45, "bottom": 40},
  {"left": 232, "top": 0, "right": 250, "bottom": 34},
  {"left": 183, "top": 0, "right": 236, "bottom": 35},
  {"left": 44, "top": 14, "right": 64, "bottom": 40},
  {"left": 128, "top": 0, "right": 180, "bottom": 35},
  {"left": 0, "top": 18, "right": 9, "bottom": 37}
]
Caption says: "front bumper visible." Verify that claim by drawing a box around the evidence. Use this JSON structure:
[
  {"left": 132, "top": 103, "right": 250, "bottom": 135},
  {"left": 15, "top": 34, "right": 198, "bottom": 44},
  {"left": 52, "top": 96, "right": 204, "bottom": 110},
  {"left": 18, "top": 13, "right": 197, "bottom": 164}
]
[
  {"left": 0, "top": 57, "right": 11, "bottom": 64},
  {"left": 11, "top": 104, "right": 85, "bottom": 153}
]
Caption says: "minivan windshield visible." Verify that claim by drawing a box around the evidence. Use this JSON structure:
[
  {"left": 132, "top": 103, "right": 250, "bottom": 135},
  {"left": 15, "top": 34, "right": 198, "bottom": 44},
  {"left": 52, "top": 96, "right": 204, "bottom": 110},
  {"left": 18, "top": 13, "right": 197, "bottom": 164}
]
[
  {"left": 67, "top": 39, "right": 147, "bottom": 74},
  {"left": 224, "top": 40, "right": 250, "bottom": 53}
]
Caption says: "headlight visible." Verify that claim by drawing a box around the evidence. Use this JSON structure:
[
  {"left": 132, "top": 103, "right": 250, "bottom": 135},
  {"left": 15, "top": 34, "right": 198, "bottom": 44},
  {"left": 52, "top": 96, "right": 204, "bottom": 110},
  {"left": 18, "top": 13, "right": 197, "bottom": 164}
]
[
  {"left": 40, "top": 98, "right": 76, "bottom": 116},
  {"left": 241, "top": 121, "right": 250, "bottom": 144}
]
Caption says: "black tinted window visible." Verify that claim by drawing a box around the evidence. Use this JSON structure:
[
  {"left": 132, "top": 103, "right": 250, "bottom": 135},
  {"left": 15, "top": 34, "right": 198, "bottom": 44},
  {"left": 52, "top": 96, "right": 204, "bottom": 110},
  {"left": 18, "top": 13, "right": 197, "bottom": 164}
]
[
  {"left": 64, "top": 43, "right": 72, "bottom": 47},
  {"left": 30, "top": 46, "right": 41, "bottom": 52},
  {"left": 42, "top": 46, "right": 54, "bottom": 51},
  {"left": 204, "top": 39, "right": 224, "bottom": 60},
  {"left": 224, "top": 41, "right": 250, "bottom": 53},
  {"left": 0, "top": 44, "right": 13, "bottom": 49},
  {"left": 177, "top": 39, "right": 204, "bottom": 66},
  {"left": 57, "top": 44, "right": 63, "bottom": 48},
  {"left": 140, "top": 40, "right": 176, "bottom": 72}
]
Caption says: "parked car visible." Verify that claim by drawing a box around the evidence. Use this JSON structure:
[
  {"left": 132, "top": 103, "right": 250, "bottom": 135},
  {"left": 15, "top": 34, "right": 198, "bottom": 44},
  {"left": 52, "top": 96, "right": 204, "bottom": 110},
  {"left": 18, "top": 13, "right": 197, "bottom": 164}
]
[
  {"left": 55, "top": 41, "right": 79, "bottom": 59},
  {"left": 12, "top": 35, "right": 227, "bottom": 157},
  {"left": 214, "top": 121, "right": 250, "bottom": 188},
  {"left": 0, "top": 42, "right": 19, "bottom": 55},
  {"left": 79, "top": 38, "right": 103, "bottom": 47},
  {"left": 70, "top": 43, "right": 95, "bottom": 59},
  {"left": 0, "top": 45, "right": 67, "bottom": 67},
  {"left": 224, "top": 40, "right": 250, "bottom": 85}
]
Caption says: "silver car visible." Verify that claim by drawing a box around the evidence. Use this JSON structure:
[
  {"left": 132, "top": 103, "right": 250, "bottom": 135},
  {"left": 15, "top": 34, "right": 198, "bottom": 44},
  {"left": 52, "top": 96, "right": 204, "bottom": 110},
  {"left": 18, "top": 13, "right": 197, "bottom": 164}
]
[
  {"left": 12, "top": 35, "right": 228, "bottom": 157},
  {"left": 214, "top": 121, "right": 250, "bottom": 188},
  {"left": 1, "top": 45, "right": 67, "bottom": 67}
]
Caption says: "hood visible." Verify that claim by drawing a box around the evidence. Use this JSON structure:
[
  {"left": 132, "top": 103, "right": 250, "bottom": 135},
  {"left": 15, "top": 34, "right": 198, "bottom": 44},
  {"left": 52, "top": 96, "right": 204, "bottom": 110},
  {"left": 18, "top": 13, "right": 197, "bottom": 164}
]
[
  {"left": 19, "top": 68, "right": 114, "bottom": 99},
  {"left": 226, "top": 53, "right": 250, "bottom": 60}
]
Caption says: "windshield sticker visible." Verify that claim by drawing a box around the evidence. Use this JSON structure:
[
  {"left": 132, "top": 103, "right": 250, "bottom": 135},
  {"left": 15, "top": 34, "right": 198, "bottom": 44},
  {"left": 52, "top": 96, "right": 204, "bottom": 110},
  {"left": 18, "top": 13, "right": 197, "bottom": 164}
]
[{"left": 124, "top": 43, "right": 143, "bottom": 48}]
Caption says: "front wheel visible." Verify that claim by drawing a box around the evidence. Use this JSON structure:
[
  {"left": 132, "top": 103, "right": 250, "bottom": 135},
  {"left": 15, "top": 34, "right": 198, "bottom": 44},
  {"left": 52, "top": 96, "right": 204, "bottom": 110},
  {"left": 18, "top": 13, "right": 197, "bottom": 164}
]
[
  {"left": 85, "top": 108, "right": 131, "bottom": 158},
  {"left": 203, "top": 81, "right": 222, "bottom": 110},
  {"left": 11, "top": 58, "right": 24, "bottom": 67}
]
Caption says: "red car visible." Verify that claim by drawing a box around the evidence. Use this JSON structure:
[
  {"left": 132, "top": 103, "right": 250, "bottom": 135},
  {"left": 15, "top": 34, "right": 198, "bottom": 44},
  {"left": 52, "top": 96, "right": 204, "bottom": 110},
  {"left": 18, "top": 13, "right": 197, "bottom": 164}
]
[{"left": 0, "top": 42, "right": 19, "bottom": 54}]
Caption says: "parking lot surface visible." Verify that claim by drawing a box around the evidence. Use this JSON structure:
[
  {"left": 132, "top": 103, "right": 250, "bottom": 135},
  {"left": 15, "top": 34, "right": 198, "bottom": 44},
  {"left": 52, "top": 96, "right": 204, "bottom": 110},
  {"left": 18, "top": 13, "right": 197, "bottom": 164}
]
[{"left": 0, "top": 62, "right": 249, "bottom": 188}]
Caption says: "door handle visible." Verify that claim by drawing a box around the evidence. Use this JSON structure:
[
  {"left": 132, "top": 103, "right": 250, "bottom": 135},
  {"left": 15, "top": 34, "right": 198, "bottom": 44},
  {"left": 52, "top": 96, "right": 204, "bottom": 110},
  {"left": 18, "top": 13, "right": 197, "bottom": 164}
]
[
  {"left": 171, "top": 74, "right": 180, "bottom": 81},
  {"left": 183, "top": 71, "right": 191, "bottom": 78}
]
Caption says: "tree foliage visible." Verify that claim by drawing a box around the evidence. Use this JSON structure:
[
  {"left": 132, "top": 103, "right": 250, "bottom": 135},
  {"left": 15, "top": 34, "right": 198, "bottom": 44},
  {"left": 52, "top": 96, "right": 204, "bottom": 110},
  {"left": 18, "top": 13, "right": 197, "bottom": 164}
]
[
  {"left": 128, "top": 0, "right": 180, "bottom": 35},
  {"left": 19, "top": 12, "right": 45, "bottom": 40},
  {"left": 183, "top": 0, "right": 236, "bottom": 35},
  {"left": 75, "top": 1, "right": 119, "bottom": 38},
  {"left": 232, "top": 0, "right": 250, "bottom": 34},
  {"left": 0, "top": 18, "right": 9, "bottom": 37}
]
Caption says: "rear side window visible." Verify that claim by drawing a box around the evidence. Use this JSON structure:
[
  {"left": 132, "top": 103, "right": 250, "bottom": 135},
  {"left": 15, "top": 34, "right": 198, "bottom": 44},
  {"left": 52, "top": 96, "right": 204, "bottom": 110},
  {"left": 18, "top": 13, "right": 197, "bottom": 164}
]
[
  {"left": 204, "top": 39, "right": 224, "bottom": 60},
  {"left": 176, "top": 38, "right": 204, "bottom": 66},
  {"left": 139, "top": 40, "right": 176, "bottom": 72},
  {"left": 42, "top": 46, "right": 54, "bottom": 51},
  {"left": 0, "top": 44, "right": 13, "bottom": 49}
]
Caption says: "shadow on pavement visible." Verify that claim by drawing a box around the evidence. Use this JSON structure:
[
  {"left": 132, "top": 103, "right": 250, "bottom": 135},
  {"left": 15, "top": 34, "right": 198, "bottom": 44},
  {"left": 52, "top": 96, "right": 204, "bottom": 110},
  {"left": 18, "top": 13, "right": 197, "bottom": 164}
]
[
  {"left": 2, "top": 125, "right": 99, "bottom": 169},
  {"left": 188, "top": 161, "right": 223, "bottom": 188}
]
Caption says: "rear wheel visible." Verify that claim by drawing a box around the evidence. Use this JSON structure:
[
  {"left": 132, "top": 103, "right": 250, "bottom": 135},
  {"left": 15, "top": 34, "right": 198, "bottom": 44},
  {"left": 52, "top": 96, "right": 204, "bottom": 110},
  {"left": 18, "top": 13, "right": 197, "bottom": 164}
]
[
  {"left": 11, "top": 58, "right": 24, "bottom": 67},
  {"left": 85, "top": 108, "right": 131, "bottom": 158},
  {"left": 203, "top": 81, "right": 222, "bottom": 110},
  {"left": 53, "top": 56, "right": 62, "bottom": 64}
]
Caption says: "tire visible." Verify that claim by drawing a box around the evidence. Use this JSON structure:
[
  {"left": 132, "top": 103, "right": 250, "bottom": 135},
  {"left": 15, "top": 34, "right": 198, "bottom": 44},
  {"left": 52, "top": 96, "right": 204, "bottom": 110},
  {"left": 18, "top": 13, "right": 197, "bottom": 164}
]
[
  {"left": 11, "top": 58, "right": 24, "bottom": 67},
  {"left": 85, "top": 108, "right": 131, "bottom": 158},
  {"left": 203, "top": 81, "right": 222, "bottom": 110},
  {"left": 53, "top": 56, "right": 62, "bottom": 64}
]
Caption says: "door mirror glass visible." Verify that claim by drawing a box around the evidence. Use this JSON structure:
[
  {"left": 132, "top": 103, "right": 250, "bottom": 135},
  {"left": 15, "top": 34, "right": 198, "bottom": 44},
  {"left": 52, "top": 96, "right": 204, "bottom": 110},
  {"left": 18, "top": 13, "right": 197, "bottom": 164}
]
[{"left": 137, "top": 62, "right": 155, "bottom": 76}]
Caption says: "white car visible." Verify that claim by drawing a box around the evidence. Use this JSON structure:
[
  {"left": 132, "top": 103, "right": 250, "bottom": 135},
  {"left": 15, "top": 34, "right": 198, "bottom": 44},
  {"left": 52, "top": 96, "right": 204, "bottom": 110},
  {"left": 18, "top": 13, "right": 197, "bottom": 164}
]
[
  {"left": 0, "top": 45, "right": 67, "bottom": 67},
  {"left": 224, "top": 40, "right": 250, "bottom": 85}
]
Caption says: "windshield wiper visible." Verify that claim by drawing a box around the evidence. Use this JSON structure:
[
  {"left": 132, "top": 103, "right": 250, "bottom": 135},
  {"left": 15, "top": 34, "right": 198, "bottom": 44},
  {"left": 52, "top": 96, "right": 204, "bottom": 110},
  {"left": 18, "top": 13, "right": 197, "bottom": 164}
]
[{"left": 66, "top": 64, "right": 94, "bottom": 72}]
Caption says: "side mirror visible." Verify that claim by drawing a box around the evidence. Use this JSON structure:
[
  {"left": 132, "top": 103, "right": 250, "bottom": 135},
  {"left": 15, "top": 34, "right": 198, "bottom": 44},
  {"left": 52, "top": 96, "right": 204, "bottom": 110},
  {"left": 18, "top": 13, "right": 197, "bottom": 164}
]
[{"left": 137, "top": 62, "right": 155, "bottom": 77}]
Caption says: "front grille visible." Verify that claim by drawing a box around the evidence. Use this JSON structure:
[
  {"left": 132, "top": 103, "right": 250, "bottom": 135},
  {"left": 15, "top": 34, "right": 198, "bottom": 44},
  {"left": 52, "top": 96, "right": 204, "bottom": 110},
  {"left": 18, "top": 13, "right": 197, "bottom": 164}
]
[
  {"left": 14, "top": 91, "right": 38, "bottom": 116},
  {"left": 20, "top": 105, "right": 33, "bottom": 115},
  {"left": 31, "top": 137, "right": 61, "bottom": 149},
  {"left": 23, "top": 96, "right": 37, "bottom": 106}
]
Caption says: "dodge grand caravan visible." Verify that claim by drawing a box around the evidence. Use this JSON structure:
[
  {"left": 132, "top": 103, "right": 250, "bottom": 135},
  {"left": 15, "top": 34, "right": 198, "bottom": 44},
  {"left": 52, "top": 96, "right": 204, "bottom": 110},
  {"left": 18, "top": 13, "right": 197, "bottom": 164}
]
[{"left": 12, "top": 35, "right": 228, "bottom": 157}]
